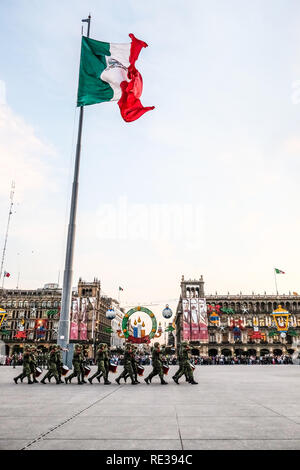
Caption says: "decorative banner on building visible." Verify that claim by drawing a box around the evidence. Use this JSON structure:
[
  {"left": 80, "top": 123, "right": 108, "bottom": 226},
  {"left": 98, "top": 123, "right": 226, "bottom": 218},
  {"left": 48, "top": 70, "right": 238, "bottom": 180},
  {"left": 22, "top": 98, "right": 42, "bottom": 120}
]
[
  {"left": 0, "top": 308, "right": 7, "bottom": 328},
  {"left": 182, "top": 298, "right": 208, "bottom": 342},
  {"left": 190, "top": 298, "right": 200, "bottom": 340},
  {"left": 198, "top": 298, "right": 209, "bottom": 342},
  {"left": 14, "top": 318, "right": 26, "bottom": 339},
  {"left": 70, "top": 299, "right": 79, "bottom": 340},
  {"left": 79, "top": 297, "right": 88, "bottom": 340},
  {"left": 182, "top": 299, "right": 191, "bottom": 340},
  {"left": 35, "top": 319, "right": 47, "bottom": 339}
]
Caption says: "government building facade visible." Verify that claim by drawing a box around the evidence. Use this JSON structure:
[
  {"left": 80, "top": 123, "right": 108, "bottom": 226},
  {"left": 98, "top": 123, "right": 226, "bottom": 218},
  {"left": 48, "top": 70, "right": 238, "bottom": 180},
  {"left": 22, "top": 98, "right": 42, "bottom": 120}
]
[
  {"left": 0, "top": 278, "right": 123, "bottom": 356},
  {"left": 175, "top": 276, "right": 300, "bottom": 357}
]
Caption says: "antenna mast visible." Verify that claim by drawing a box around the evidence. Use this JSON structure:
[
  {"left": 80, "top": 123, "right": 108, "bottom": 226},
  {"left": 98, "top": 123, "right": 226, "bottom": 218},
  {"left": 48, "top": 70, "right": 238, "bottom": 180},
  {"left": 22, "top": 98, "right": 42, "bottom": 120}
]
[{"left": 0, "top": 181, "right": 15, "bottom": 285}]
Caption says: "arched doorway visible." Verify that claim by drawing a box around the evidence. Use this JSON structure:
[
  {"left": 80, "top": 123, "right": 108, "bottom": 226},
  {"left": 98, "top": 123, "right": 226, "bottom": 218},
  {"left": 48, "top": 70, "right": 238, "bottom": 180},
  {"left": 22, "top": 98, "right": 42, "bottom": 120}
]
[
  {"left": 234, "top": 348, "right": 244, "bottom": 356},
  {"left": 191, "top": 348, "right": 200, "bottom": 356},
  {"left": 247, "top": 349, "right": 257, "bottom": 356},
  {"left": 221, "top": 348, "right": 232, "bottom": 356},
  {"left": 273, "top": 349, "right": 282, "bottom": 355},
  {"left": 260, "top": 349, "right": 269, "bottom": 356},
  {"left": 208, "top": 348, "right": 218, "bottom": 357},
  {"left": 288, "top": 348, "right": 295, "bottom": 354}
]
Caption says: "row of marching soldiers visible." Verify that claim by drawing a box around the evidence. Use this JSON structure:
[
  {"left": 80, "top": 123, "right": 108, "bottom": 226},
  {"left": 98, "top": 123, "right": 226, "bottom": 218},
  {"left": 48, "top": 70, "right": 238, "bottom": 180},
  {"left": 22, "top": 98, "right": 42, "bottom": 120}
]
[{"left": 13, "top": 341, "right": 198, "bottom": 385}]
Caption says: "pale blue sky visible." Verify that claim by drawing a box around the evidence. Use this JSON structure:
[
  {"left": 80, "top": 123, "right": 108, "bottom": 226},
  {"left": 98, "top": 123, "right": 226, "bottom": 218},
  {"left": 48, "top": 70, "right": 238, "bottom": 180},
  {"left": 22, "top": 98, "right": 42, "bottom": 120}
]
[{"left": 1, "top": 0, "right": 300, "bottom": 307}]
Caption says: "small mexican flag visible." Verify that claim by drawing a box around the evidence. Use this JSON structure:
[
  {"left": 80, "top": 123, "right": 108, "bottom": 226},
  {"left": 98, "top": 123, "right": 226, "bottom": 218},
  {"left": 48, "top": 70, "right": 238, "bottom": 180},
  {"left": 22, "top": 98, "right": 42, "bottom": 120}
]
[
  {"left": 77, "top": 34, "right": 154, "bottom": 122},
  {"left": 119, "top": 286, "right": 124, "bottom": 291},
  {"left": 275, "top": 268, "right": 285, "bottom": 274}
]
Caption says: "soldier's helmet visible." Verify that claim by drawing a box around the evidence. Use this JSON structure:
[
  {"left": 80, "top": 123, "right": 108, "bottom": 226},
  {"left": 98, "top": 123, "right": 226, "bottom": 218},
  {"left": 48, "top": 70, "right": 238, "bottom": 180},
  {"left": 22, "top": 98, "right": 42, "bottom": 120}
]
[{"left": 154, "top": 342, "right": 160, "bottom": 348}]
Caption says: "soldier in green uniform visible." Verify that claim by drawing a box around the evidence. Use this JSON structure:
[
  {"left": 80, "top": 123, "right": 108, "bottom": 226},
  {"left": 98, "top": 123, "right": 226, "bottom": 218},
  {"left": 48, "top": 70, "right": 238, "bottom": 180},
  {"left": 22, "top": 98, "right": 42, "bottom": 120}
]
[
  {"left": 172, "top": 343, "right": 188, "bottom": 383},
  {"left": 88, "top": 343, "right": 111, "bottom": 384},
  {"left": 145, "top": 342, "right": 167, "bottom": 385},
  {"left": 65, "top": 344, "right": 83, "bottom": 384},
  {"left": 47, "top": 345, "right": 64, "bottom": 383},
  {"left": 172, "top": 342, "right": 198, "bottom": 384},
  {"left": 13, "top": 346, "right": 33, "bottom": 384},
  {"left": 40, "top": 345, "right": 61, "bottom": 384},
  {"left": 116, "top": 343, "right": 137, "bottom": 385},
  {"left": 124, "top": 345, "right": 140, "bottom": 383},
  {"left": 56, "top": 346, "right": 64, "bottom": 383},
  {"left": 80, "top": 345, "right": 89, "bottom": 384},
  {"left": 29, "top": 346, "right": 39, "bottom": 383},
  {"left": 104, "top": 343, "right": 110, "bottom": 382}
]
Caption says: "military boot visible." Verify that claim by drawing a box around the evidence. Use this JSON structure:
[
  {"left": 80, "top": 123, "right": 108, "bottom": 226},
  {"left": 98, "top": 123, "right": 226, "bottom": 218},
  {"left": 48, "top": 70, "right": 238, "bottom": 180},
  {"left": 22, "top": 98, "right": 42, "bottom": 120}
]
[
  {"left": 88, "top": 377, "right": 93, "bottom": 384},
  {"left": 96, "top": 376, "right": 101, "bottom": 383},
  {"left": 115, "top": 377, "right": 120, "bottom": 385},
  {"left": 104, "top": 379, "right": 111, "bottom": 385},
  {"left": 144, "top": 376, "right": 151, "bottom": 384},
  {"left": 160, "top": 378, "right": 168, "bottom": 385},
  {"left": 172, "top": 375, "right": 179, "bottom": 384},
  {"left": 190, "top": 379, "right": 198, "bottom": 385}
]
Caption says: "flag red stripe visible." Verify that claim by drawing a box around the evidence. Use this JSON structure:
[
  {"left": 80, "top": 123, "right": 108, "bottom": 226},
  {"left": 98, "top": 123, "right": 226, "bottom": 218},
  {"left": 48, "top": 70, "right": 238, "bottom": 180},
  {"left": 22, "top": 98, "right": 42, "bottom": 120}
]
[{"left": 118, "top": 33, "right": 155, "bottom": 123}]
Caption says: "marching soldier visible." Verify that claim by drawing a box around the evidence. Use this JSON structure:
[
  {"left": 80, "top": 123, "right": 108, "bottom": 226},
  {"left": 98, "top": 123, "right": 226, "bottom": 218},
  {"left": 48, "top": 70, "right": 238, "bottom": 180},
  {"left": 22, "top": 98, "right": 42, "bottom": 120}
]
[
  {"left": 116, "top": 343, "right": 137, "bottom": 385},
  {"left": 172, "top": 343, "right": 188, "bottom": 383},
  {"left": 48, "top": 345, "right": 64, "bottom": 383},
  {"left": 80, "top": 345, "right": 89, "bottom": 384},
  {"left": 145, "top": 342, "right": 167, "bottom": 385},
  {"left": 65, "top": 344, "right": 83, "bottom": 384},
  {"left": 88, "top": 343, "right": 110, "bottom": 384},
  {"left": 104, "top": 343, "right": 110, "bottom": 383},
  {"left": 124, "top": 345, "right": 140, "bottom": 383},
  {"left": 40, "top": 345, "right": 61, "bottom": 384},
  {"left": 56, "top": 345, "right": 64, "bottom": 383},
  {"left": 172, "top": 342, "right": 198, "bottom": 385},
  {"left": 13, "top": 345, "right": 33, "bottom": 384},
  {"left": 29, "top": 346, "right": 39, "bottom": 383}
]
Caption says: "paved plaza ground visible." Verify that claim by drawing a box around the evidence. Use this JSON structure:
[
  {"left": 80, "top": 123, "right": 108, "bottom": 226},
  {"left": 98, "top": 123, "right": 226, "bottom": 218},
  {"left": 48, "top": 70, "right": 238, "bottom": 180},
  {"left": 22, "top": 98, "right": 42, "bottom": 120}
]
[{"left": 1, "top": 364, "right": 300, "bottom": 450}]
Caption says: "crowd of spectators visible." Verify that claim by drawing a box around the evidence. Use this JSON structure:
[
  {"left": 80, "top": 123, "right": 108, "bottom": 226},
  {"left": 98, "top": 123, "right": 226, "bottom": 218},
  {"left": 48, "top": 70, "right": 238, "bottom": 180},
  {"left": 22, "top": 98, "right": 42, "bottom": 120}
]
[{"left": 0, "top": 351, "right": 294, "bottom": 366}]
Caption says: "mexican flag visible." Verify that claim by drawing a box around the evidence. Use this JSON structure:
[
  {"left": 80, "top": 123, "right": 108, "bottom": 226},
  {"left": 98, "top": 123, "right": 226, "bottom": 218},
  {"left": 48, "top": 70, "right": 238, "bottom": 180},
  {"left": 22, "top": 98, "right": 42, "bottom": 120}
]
[
  {"left": 77, "top": 34, "right": 154, "bottom": 122},
  {"left": 275, "top": 268, "right": 285, "bottom": 274}
]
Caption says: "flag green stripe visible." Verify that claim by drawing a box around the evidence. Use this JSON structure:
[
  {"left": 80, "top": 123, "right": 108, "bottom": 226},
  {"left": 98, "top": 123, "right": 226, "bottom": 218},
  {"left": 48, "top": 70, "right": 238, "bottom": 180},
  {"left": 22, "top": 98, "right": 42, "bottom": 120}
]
[{"left": 77, "top": 36, "right": 114, "bottom": 107}]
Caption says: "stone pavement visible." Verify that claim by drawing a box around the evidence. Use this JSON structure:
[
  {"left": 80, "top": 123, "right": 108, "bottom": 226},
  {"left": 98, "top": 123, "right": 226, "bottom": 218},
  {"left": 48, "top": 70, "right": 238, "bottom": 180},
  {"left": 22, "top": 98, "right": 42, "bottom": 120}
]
[{"left": 1, "top": 364, "right": 300, "bottom": 450}]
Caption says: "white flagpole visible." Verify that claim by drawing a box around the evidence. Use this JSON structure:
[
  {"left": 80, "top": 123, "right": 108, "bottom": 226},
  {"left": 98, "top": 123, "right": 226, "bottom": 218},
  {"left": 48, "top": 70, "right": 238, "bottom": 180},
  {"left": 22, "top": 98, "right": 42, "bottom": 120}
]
[
  {"left": 57, "top": 15, "right": 91, "bottom": 358},
  {"left": 274, "top": 268, "right": 279, "bottom": 295}
]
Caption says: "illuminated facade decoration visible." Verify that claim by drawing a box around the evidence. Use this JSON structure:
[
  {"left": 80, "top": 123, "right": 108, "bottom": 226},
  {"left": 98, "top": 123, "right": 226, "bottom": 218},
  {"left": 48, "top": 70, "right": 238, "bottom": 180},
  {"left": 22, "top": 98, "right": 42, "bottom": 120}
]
[
  {"left": 175, "top": 275, "right": 300, "bottom": 357},
  {"left": 0, "top": 278, "right": 117, "bottom": 355}
]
